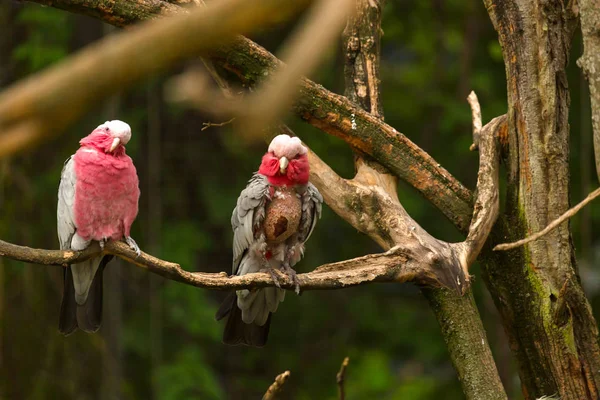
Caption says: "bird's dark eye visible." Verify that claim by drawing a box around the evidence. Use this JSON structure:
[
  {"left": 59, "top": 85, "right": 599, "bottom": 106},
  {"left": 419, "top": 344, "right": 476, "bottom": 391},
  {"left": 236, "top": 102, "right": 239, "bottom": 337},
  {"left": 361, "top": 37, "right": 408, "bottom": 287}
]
[{"left": 105, "top": 127, "right": 109, "bottom": 132}]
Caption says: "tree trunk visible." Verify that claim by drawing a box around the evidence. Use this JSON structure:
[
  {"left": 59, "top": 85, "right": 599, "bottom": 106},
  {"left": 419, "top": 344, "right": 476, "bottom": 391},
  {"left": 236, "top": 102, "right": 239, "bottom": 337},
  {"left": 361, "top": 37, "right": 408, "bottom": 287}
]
[{"left": 483, "top": 1, "right": 600, "bottom": 398}]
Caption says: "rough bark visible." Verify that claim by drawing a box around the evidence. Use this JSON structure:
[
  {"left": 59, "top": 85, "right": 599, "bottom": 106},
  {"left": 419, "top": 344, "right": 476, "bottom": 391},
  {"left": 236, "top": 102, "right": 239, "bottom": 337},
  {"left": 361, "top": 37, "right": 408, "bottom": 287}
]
[
  {"left": 484, "top": 1, "right": 600, "bottom": 398},
  {"left": 578, "top": 0, "right": 600, "bottom": 183}
]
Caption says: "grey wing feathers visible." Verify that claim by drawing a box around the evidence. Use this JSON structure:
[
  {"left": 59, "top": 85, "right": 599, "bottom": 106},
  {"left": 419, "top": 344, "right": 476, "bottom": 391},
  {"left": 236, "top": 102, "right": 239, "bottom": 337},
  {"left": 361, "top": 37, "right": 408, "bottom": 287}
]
[
  {"left": 57, "top": 156, "right": 76, "bottom": 249},
  {"left": 299, "top": 182, "right": 323, "bottom": 243},
  {"left": 231, "top": 173, "right": 270, "bottom": 274}
]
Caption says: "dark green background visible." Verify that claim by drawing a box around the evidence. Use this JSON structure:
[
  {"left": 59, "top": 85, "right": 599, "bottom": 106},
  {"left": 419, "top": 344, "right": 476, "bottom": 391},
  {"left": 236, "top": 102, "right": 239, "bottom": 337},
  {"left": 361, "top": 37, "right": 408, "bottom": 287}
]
[{"left": 0, "top": 1, "right": 598, "bottom": 398}]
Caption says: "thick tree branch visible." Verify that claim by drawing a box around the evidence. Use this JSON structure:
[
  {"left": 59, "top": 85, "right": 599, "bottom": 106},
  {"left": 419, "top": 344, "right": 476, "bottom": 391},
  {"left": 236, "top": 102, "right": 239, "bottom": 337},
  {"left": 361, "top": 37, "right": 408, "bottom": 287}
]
[
  {"left": 20, "top": 0, "right": 478, "bottom": 231},
  {"left": 262, "top": 371, "right": 290, "bottom": 400}
]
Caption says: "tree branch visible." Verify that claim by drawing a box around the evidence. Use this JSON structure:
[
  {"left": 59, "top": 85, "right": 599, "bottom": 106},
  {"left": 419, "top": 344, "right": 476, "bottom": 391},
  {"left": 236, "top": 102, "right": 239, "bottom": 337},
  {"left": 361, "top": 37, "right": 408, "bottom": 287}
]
[{"left": 262, "top": 371, "right": 290, "bottom": 400}]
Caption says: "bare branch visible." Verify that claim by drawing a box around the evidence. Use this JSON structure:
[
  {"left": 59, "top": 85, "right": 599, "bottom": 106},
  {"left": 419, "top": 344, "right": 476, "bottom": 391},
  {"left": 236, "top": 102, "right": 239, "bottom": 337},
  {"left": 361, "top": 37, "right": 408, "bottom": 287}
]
[
  {"left": 494, "top": 187, "right": 600, "bottom": 251},
  {"left": 201, "top": 118, "right": 236, "bottom": 131},
  {"left": 262, "top": 371, "right": 291, "bottom": 400},
  {"left": 336, "top": 357, "right": 350, "bottom": 400}
]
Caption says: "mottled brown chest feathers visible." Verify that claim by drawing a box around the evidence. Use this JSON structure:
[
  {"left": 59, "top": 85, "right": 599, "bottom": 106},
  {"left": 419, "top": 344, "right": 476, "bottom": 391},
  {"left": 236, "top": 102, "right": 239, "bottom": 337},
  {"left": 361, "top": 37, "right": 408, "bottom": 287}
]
[{"left": 264, "top": 187, "right": 302, "bottom": 244}]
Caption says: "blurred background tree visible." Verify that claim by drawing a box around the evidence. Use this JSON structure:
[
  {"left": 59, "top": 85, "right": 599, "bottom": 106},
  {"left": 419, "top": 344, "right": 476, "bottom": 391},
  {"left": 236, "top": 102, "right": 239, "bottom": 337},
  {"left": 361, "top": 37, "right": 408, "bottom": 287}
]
[{"left": 0, "top": 0, "right": 597, "bottom": 399}]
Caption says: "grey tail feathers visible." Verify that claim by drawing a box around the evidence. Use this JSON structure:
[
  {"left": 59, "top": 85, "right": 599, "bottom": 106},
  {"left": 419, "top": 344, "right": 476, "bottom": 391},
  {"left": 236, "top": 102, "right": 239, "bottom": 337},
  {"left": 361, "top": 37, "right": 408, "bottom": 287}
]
[
  {"left": 58, "top": 255, "right": 112, "bottom": 336},
  {"left": 215, "top": 292, "right": 271, "bottom": 347}
]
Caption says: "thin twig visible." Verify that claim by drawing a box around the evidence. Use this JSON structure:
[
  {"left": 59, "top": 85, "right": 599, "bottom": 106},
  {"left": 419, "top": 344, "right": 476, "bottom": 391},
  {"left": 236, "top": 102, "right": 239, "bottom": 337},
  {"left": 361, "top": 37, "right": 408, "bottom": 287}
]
[
  {"left": 494, "top": 187, "right": 600, "bottom": 251},
  {"left": 201, "top": 117, "right": 236, "bottom": 131},
  {"left": 336, "top": 357, "right": 350, "bottom": 400},
  {"left": 262, "top": 371, "right": 290, "bottom": 400}
]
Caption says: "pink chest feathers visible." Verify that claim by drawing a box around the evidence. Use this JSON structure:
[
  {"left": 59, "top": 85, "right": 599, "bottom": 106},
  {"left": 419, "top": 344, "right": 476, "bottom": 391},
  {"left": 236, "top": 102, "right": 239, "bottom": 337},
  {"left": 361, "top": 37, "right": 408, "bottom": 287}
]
[{"left": 73, "top": 147, "right": 140, "bottom": 241}]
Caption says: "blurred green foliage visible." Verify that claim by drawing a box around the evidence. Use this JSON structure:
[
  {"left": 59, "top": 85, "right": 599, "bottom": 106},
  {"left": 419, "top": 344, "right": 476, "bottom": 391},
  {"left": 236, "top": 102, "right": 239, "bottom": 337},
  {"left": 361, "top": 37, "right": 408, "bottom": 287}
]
[{"left": 0, "top": 1, "right": 598, "bottom": 399}]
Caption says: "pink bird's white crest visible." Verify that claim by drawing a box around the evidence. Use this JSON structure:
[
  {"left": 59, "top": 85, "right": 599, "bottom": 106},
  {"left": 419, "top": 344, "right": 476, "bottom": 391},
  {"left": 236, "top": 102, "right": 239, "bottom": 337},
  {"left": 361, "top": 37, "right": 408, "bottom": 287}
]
[{"left": 268, "top": 134, "right": 307, "bottom": 158}]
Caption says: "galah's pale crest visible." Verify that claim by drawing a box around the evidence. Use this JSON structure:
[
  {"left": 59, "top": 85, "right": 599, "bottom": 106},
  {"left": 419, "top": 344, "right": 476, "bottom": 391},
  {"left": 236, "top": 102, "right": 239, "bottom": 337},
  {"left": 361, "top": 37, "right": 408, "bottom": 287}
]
[
  {"left": 57, "top": 120, "right": 140, "bottom": 335},
  {"left": 215, "top": 134, "right": 323, "bottom": 347}
]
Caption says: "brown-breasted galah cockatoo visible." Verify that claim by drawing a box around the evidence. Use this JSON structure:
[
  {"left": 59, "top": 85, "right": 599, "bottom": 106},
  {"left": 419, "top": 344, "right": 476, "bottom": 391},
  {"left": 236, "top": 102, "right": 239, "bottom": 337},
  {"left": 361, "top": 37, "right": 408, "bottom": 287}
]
[
  {"left": 57, "top": 120, "right": 140, "bottom": 335},
  {"left": 215, "top": 134, "right": 323, "bottom": 347}
]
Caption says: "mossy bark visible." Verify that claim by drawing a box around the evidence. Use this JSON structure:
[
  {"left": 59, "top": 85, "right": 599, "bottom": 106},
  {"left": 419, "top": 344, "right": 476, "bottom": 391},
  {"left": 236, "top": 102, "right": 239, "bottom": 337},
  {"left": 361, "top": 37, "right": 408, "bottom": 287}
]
[{"left": 482, "top": 1, "right": 600, "bottom": 398}]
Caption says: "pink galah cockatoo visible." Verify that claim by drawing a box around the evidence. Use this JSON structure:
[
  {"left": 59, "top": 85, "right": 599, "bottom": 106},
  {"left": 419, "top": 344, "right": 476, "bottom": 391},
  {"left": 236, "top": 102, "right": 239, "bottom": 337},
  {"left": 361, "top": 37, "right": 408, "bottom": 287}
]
[
  {"left": 215, "top": 134, "right": 323, "bottom": 347},
  {"left": 57, "top": 120, "right": 140, "bottom": 335}
]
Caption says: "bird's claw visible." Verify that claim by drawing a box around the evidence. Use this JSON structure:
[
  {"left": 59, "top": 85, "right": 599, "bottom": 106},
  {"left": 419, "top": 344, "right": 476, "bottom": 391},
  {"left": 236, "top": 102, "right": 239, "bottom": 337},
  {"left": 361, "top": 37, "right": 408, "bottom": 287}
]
[
  {"left": 99, "top": 238, "right": 107, "bottom": 251},
  {"left": 283, "top": 264, "right": 301, "bottom": 295},
  {"left": 125, "top": 236, "right": 141, "bottom": 257},
  {"left": 264, "top": 268, "right": 282, "bottom": 289}
]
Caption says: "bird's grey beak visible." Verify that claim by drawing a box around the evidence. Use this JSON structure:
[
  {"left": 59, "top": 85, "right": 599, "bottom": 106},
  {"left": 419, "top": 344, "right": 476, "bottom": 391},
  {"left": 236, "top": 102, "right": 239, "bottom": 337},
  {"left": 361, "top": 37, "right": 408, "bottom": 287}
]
[
  {"left": 109, "top": 137, "right": 121, "bottom": 152},
  {"left": 279, "top": 157, "right": 289, "bottom": 174}
]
